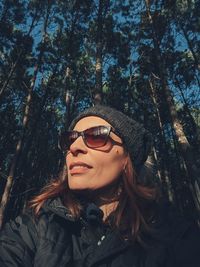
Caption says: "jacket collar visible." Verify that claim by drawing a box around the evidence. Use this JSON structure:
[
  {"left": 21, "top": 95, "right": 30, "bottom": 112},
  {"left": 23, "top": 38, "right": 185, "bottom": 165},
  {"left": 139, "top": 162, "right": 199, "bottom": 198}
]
[
  {"left": 43, "top": 197, "right": 76, "bottom": 222},
  {"left": 42, "top": 197, "right": 131, "bottom": 265}
]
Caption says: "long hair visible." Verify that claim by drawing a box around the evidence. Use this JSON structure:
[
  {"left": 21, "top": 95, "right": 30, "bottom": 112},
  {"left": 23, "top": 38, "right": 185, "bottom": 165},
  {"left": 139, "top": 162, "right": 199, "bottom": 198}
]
[
  {"left": 29, "top": 156, "right": 157, "bottom": 241},
  {"left": 113, "top": 156, "right": 157, "bottom": 241}
]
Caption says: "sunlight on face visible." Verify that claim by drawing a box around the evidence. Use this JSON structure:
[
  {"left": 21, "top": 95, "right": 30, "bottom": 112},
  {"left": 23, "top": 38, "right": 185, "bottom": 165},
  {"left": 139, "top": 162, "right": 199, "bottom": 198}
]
[{"left": 66, "top": 116, "right": 127, "bottom": 193}]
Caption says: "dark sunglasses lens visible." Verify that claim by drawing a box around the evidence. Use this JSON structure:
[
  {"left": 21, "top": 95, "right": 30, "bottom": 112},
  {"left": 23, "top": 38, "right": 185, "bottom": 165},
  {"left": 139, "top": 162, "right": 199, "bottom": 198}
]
[
  {"left": 84, "top": 126, "right": 109, "bottom": 148},
  {"left": 59, "top": 131, "right": 77, "bottom": 151}
]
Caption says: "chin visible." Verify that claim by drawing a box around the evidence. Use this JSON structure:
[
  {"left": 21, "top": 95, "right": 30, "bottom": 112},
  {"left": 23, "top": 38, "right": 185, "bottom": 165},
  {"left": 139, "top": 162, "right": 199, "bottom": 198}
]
[
  {"left": 68, "top": 181, "right": 89, "bottom": 191},
  {"left": 68, "top": 175, "right": 95, "bottom": 191}
]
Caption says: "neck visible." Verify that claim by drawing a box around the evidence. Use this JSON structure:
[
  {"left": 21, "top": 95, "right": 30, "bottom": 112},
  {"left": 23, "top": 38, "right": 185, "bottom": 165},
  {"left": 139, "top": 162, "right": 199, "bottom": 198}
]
[
  {"left": 99, "top": 199, "right": 119, "bottom": 221},
  {"left": 74, "top": 182, "right": 121, "bottom": 220},
  {"left": 92, "top": 184, "right": 120, "bottom": 221}
]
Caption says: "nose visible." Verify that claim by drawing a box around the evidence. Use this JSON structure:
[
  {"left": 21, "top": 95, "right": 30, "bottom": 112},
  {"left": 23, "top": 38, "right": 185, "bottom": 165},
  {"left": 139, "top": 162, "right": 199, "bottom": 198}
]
[{"left": 69, "top": 136, "right": 88, "bottom": 156}]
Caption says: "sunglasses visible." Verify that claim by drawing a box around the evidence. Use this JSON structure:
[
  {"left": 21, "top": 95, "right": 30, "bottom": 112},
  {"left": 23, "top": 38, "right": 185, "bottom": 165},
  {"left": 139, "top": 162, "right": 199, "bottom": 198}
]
[{"left": 59, "top": 125, "right": 123, "bottom": 151}]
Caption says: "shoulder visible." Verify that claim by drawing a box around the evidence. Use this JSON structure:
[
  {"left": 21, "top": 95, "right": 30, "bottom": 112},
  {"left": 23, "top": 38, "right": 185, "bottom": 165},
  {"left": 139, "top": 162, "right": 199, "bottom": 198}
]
[
  {"left": 0, "top": 201, "right": 70, "bottom": 251},
  {"left": 0, "top": 205, "right": 74, "bottom": 266},
  {"left": 147, "top": 201, "right": 200, "bottom": 266},
  {"left": 0, "top": 211, "right": 39, "bottom": 252},
  {"left": 149, "top": 200, "right": 199, "bottom": 240},
  {"left": 0, "top": 211, "right": 39, "bottom": 266}
]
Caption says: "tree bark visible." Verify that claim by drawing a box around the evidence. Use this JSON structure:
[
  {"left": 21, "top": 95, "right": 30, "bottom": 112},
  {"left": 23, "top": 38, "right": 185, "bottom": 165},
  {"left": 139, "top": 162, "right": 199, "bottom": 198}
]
[
  {"left": 63, "top": 4, "right": 80, "bottom": 127},
  {"left": 179, "top": 24, "right": 200, "bottom": 71},
  {"left": 149, "top": 78, "right": 174, "bottom": 201},
  {"left": 145, "top": 0, "right": 200, "bottom": 216},
  {"left": 0, "top": 89, "right": 32, "bottom": 228},
  {"left": 64, "top": 67, "right": 71, "bottom": 129},
  {"left": 0, "top": 3, "right": 51, "bottom": 228},
  {"left": 10, "top": 70, "right": 58, "bottom": 214},
  {"left": 175, "top": 78, "right": 200, "bottom": 147},
  {"left": 0, "top": 55, "right": 21, "bottom": 101},
  {"left": 94, "top": 0, "right": 108, "bottom": 105},
  {"left": 145, "top": 0, "right": 200, "bottom": 205},
  {"left": 0, "top": 8, "right": 39, "bottom": 102}
]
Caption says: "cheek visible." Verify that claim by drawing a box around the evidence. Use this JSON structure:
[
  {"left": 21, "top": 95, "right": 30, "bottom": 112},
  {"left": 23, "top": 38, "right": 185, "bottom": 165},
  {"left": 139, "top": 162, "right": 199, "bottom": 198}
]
[
  {"left": 95, "top": 149, "right": 126, "bottom": 178},
  {"left": 66, "top": 155, "right": 69, "bottom": 171},
  {"left": 65, "top": 148, "right": 127, "bottom": 190}
]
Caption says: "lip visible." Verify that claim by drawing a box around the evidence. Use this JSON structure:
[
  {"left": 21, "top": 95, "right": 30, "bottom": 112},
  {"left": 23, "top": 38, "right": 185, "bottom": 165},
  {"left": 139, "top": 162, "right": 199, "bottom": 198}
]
[{"left": 69, "top": 161, "right": 92, "bottom": 175}]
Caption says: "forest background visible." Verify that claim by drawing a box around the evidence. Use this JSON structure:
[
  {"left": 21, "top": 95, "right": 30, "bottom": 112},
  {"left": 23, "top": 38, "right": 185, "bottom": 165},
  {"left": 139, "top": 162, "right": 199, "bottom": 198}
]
[{"left": 0, "top": 0, "right": 200, "bottom": 229}]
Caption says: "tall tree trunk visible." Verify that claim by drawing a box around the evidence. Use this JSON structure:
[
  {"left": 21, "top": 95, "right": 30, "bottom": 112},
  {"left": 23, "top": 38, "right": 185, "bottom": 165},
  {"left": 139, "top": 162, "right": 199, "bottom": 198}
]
[
  {"left": 0, "top": 54, "right": 21, "bottom": 101},
  {"left": 194, "top": 73, "right": 200, "bottom": 90},
  {"left": 179, "top": 24, "right": 200, "bottom": 71},
  {"left": 64, "top": 67, "right": 71, "bottom": 129},
  {"left": 11, "top": 70, "right": 58, "bottom": 214},
  {"left": 145, "top": 0, "right": 200, "bottom": 212},
  {"left": 0, "top": 3, "right": 51, "bottom": 228},
  {"left": 63, "top": 4, "right": 80, "bottom": 126},
  {"left": 175, "top": 78, "right": 200, "bottom": 147},
  {"left": 170, "top": 124, "right": 199, "bottom": 216},
  {"left": 152, "top": 145, "right": 174, "bottom": 202},
  {"left": 0, "top": 9, "right": 39, "bottom": 102},
  {"left": 16, "top": 69, "right": 58, "bottom": 173},
  {"left": 174, "top": 7, "right": 200, "bottom": 87},
  {"left": 0, "top": 88, "right": 32, "bottom": 228},
  {"left": 149, "top": 78, "right": 174, "bottom": 201},
  {"left": 94, "top": 0, "right": 108, "bottom": 105}
]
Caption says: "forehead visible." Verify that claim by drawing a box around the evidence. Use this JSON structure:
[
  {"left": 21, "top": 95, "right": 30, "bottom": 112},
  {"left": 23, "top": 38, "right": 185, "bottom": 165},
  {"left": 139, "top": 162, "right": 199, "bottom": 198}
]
[{"left": 73, "top": 116, "right": 111, "bottom": 131}]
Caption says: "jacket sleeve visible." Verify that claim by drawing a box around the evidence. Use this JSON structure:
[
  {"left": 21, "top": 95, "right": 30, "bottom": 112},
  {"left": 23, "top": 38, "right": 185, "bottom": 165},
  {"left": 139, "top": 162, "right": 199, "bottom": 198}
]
[{"left": 0, "top": 212, "right": 37, "bottom": 267}]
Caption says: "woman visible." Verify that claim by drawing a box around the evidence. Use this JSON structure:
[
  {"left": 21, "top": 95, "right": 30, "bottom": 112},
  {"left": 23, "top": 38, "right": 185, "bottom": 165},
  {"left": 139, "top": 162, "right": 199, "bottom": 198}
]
[{"left": 0, "top": 105, "right": 200, "bottom": 267}]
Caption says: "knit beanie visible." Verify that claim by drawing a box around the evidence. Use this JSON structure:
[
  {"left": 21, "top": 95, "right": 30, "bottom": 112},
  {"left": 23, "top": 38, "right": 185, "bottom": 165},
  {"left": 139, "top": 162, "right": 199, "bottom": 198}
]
[{"left": 69, "top": 105, "right": 152, "bottom": 174}]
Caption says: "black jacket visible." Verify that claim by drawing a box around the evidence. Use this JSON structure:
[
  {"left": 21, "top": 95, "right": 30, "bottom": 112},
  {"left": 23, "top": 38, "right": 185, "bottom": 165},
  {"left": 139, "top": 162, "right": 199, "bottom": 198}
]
[{"left": 0, "top": 198, "right": 200, "bottom": 267}]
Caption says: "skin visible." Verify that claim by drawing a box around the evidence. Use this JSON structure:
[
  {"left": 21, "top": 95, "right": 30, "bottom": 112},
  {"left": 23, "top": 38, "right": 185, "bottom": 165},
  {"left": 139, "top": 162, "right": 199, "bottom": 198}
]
[{"left": 66, "top": 116, "right": 128, "bottom": 210}]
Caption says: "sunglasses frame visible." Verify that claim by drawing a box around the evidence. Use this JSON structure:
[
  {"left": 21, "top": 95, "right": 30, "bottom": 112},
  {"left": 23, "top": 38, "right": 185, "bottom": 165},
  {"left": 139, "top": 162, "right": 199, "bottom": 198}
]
[{"left": 59, "top": 125, "right": 123, "bottom": 152}]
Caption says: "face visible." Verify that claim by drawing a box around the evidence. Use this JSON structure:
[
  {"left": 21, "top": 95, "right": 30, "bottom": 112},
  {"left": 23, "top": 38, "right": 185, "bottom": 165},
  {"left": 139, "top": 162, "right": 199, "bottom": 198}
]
[{"left": 66, "top": 116, "right": 128, "bottom": 193}]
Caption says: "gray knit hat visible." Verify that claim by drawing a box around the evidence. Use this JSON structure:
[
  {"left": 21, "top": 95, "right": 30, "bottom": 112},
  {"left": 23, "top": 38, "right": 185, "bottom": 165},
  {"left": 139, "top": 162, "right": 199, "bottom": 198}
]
[{"left": 69, "top": 105, "right": 152, "bottom": 174}]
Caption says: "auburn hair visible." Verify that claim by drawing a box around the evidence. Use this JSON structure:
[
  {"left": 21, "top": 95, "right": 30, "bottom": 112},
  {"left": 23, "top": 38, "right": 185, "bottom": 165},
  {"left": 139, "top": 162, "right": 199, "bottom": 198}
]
[{"left": 29, "top": 156, "right": 157, "bottom": 241}]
